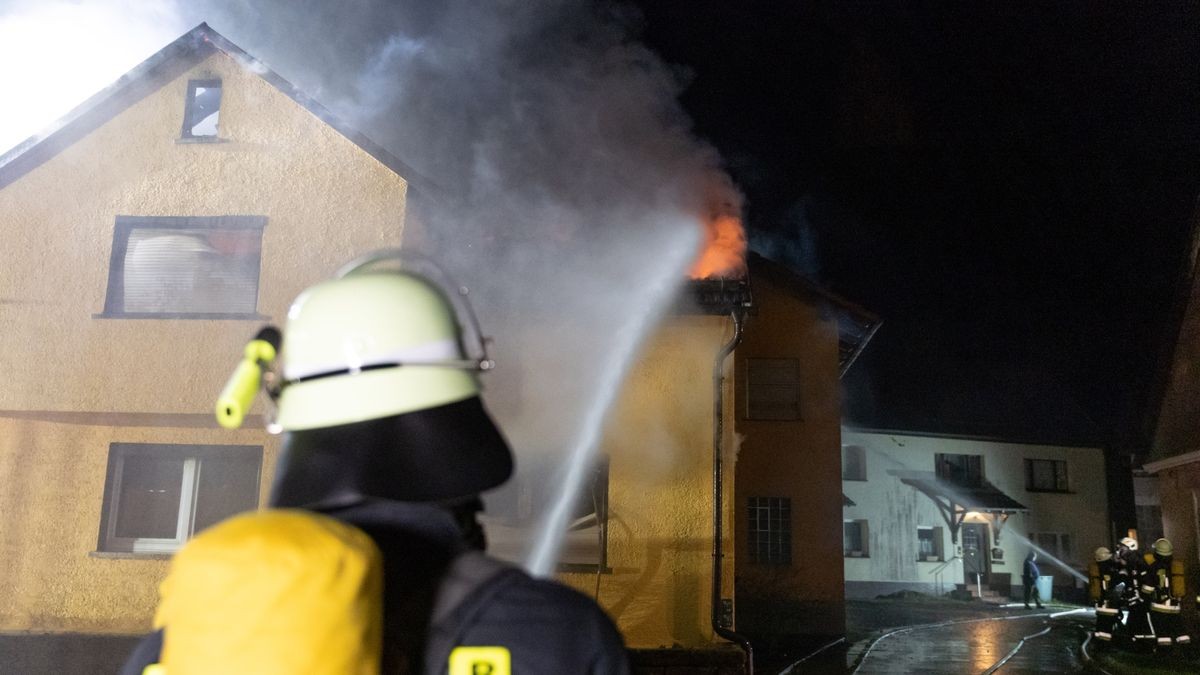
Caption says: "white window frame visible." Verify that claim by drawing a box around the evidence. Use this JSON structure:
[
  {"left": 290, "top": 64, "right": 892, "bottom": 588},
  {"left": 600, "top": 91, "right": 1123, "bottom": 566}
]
[
  {"left": 104, "top": 456, "right": 199, "bottom": 554},
  {"left": 917, "top": 525, "right": 944, "bottom": 562},
  {"left": 98, "top": 443, "right": 261, "bottom": 555},
  {"left": 748, "top": 496, "right": 792, "bottom": 565}
]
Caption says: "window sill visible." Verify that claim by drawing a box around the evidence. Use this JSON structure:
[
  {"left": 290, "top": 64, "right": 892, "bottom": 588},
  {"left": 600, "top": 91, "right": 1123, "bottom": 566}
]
[
  {"left": 89, "top": 551, "right": 172, "bottom": 560},
  {"left": 557, "top": 563, "right": 614, "bottom": 574},
  {"left": 917, "top": 558, "right": 945, "bottom": 563},
  {"left": 175, "top": 137, "right": 229, "bottom": 144},
  {"left": 1024, "top": 488, "right": 1073, "bottom": 494},
  {"left": 844, "top": 553, "right": 869, "bottom": 558},
  {"left": 93, "top": 312, "right": 269, "bottom": 321},
  {"left": 842, "top": 477, "right": 868, "bottom": 482}
]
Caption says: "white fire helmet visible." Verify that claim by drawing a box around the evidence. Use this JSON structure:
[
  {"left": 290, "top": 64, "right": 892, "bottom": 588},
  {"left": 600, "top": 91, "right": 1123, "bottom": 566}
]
[
  {"left": 1119, "top": 537, "right": 1138, "bottom": 552},
  {"left": 1094, "top": 547, "right": 1112, "bottom": 562},
  {"left": 268, "top": 250, "right": 512, "bottom": 507},
  {"left": 1153, "top": 538, "right": 1173, "bottom": 557}
]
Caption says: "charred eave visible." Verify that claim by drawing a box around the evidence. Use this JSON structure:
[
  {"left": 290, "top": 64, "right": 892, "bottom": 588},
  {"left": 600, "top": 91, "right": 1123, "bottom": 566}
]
[{"left": 673, "top": 278, "right": 753, "bottom": 316}]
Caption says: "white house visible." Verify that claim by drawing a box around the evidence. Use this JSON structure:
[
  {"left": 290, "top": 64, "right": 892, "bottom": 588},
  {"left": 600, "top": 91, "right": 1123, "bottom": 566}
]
[{"left": 841, "top": 428, "right": 1109, "bottom": 601}]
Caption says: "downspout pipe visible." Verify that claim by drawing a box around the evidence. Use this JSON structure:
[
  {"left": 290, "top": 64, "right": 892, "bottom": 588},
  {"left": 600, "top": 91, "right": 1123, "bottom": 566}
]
[{"left": 713, "top": 308, "right": 753, "bottom": 674}]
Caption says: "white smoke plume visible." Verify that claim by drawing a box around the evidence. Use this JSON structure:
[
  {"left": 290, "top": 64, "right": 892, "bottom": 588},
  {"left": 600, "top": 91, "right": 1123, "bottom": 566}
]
[{"left": 0, "top": 0, "right": 189, "bottom": 153}]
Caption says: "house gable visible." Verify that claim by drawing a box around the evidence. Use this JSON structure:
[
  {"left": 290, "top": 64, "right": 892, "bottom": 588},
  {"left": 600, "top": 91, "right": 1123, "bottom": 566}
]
[
  {"left": 0, "top": 30, "right": 413, "bottom": 415},
  {"left": 0, "top": 23, "right": 430, "bottom": 193}
]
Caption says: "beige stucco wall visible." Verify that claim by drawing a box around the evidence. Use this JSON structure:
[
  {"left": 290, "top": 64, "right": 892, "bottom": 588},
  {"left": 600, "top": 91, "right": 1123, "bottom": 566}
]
[
  {"left": 0, "top": 49, "right": 409, "bottom": 414},
  {"left": 732, "top": 275, "right": 846, "bottom": 636},
  {"left": 0, "top": 49, "right": 408, "bottom": 632},
  {"left": 0, "top": 419, "right": 277, "bottom": 632},
  {"left": 553, "top": 315, "right": 735, "bottom": 649}
]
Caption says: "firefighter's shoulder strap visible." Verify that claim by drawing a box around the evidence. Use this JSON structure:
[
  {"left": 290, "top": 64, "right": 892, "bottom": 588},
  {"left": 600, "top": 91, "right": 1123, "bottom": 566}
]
[
  {"left": 144, "top": 509, "right": 383, "bottom": 675},
  {"left": 425, "top": 550, "right": 525, "bottom": 675}
]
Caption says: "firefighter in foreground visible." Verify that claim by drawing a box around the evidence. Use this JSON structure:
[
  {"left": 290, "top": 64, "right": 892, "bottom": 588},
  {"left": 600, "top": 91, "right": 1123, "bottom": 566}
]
[
  {"left": 1088, "top": 547, "right": 1121, "bottom": 642},
  {"left": 122, "top": 252, "right": 630, "bottom": 674},
  {"left": 1141, "top": 537, "right": 1190, "bottom": 647}
]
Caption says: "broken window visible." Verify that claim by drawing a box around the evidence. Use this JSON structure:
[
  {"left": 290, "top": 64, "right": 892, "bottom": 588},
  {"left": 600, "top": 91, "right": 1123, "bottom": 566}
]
[
  {"left": 1024, "top": 458, "right": 1069, "bottom": 492},
  {"left": 843, "top": 519, "right": 869, "bottom": 557},
  {"left": 935, "top": 453, "right": 983, "bottom": 488},
  {"left": 748, "top": 497, "right": 791, "bottom": 564},
  {"left": 98, "top": 443, "right": 261, "bottom": 554},
  {"left": 100, "top": 215, "right": 266, "bottom": 318},
  {"left": 182, "top": 79, "right": 222, "bottom": 138},
  {"left": 917, "top": 525, "right": 944, "bottom": 561},
  {"left": 746, "top": 358, "right": 801, "bottom": 420},
  {"left": 842, "top": 445, "right": 867, "bottom": 481}
]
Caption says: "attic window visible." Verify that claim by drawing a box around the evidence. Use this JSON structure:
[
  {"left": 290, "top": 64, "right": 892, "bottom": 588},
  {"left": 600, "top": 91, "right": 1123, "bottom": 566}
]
[{"left": 182, "top": 79, "right": 222, "bottom": 139}]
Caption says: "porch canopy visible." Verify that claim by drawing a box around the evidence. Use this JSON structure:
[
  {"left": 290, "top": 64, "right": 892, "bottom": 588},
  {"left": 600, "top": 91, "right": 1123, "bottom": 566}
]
[{"left": 889, "top": 470, "right": 1028, "bottom": 544}]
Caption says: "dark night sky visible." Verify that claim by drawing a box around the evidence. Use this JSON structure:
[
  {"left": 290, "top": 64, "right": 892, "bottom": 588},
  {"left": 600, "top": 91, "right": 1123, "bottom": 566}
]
[{"left": 633, "top": 2, "right": 1200, "bottom": 452}]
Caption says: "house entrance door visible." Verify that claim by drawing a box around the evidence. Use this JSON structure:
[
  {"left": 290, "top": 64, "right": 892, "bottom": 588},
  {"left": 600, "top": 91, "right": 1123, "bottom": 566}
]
[{"left": 962, "top": 523, "right": 990, "bottom": 585}]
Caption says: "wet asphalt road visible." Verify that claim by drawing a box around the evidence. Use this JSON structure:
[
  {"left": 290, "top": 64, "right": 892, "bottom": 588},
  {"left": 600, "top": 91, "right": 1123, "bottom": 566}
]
[{"left": 849, "top": 609, "right": 1094, "bottom": 674}]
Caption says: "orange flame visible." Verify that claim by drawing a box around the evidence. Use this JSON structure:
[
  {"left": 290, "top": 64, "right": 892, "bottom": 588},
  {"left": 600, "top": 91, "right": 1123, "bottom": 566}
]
[{"left": 689, "top": 213, "right": 747, "bottom": 279}]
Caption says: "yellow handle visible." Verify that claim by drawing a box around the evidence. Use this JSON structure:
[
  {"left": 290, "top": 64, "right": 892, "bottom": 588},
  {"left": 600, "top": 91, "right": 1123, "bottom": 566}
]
[
  {"left": 214, "top": 331, "right": 280, "bottom": 429},
  {"left": 216, "top": 359, "right": 263, "bottom": 429}
]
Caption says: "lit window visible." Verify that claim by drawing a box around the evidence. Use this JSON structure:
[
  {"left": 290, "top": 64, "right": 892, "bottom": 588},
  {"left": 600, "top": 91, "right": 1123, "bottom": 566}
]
[
  {"left": 842, "top": 445, "right": 867, "bottom": 481},
  {"left": 1025, "top": 458, "right": 1069, "bottom": 492},
  {"left": 100, "top": 216, "right": 266, "bottom": 318},
  {"left": 182, "top": 79, "right": 222, "bottom": 139},
  {"left": 746, "top": 358, "right": 801, "bottom": 420},
  {"left": 917, "top": 526, "right": 944, "bottom": 561},
  {"left": 98, "top": 443, "right": 261, "bottom": 554},
  {"left": 844, "top": 519, "right": 869, "bottom": 557},
  {"left": 748, "top": 497, "right": 791, "bottom": 564}
]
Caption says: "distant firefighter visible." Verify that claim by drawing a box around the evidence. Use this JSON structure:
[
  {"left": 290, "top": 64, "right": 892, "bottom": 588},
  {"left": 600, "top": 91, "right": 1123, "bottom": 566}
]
[
  {"left": 1089, "top": 547, "right": 1121, "bottom": 642},
  {"left": 1142, "top": 538, "right": 1190, "bottom": 647},
  {"left": 1116, "top": 537, "right": 1155, "bottom": 646}
]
